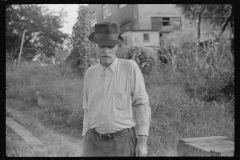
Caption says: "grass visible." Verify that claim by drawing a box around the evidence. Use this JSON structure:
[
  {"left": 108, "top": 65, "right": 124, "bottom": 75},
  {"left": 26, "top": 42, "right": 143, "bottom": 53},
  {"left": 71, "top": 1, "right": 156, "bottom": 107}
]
[
  {"left": 147, "top": 92, "right": 234, "bottom": 156},
  {"left": 6, "top": 40, "right": 234, "bottom": 156},
  {"left": 6, "top": 125, "right": 34, "bottom": 157},
  {"left": 6, "top": 90, "right": 83, "bottom": 157},
  {"left": 6, "top": 114, "right": 83, "bottom": 157}
]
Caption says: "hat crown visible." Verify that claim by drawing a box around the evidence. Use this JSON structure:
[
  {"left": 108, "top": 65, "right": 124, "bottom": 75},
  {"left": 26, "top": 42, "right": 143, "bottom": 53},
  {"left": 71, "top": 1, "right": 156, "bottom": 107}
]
[
  {"left": 95, "top": 22, "right": 119, "bottom": 34},
  {"left": 88, "top": 22, "right": 124, "bottom": 46}
]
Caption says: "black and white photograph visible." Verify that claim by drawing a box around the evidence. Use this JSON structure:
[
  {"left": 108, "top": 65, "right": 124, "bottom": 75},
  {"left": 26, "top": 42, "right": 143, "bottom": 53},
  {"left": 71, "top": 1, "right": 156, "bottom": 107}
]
[{"left": 5, "top": 4, "right": 234, "bottom": 157}]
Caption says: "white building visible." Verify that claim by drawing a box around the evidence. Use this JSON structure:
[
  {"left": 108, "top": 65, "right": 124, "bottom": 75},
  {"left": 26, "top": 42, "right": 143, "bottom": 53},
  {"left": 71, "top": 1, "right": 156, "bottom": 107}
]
[{"left": 89, "top": 4, "right": 230, "bottom": 49}]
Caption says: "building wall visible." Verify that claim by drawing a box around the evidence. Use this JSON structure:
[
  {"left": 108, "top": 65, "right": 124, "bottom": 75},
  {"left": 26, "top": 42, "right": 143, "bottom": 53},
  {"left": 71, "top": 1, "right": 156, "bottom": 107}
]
[
  {"left": 121, "top": 31, "right": 132, "bottom": 47},
  {"left": 118, "top": 4, "right": 134, "bottom": 33},
  {"left": 89, "top": 4, "right": 134, "bottom": 33},
  {"left": 137, "top": 4, "right": 184, "bottom": 30},
  {"left": 132, "top": 4, "right": 140, "bottom": 30},
  {"left": 136, "top": 4, "right": 230, "bottom": 47},
  {"left": 89, "top": 4, "right": 230, "bottom": 48},
  {"left": 89, "top": 4, "right": 119, "bottom": 32},
  {"left": 131, "top": 31, "right": 159, "bottom": 47},
  {"left": 120, "top": 31, "right": 160, "bottom": 48},
  {"left": 135, "top": 4, "right": 196, "bottom": 47}
]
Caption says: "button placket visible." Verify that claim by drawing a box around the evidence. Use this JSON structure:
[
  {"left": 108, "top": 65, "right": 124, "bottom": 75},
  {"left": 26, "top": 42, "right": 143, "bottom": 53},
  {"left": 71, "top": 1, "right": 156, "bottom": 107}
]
[
  {"left": 103, "top": 68, "right": 107, "bottom": 99},
  {"left": 104, "top": 68, "right": 109, "bottom": 99},
  {"left": 103, "top": 68, "right": 110, "bottom": 115}
]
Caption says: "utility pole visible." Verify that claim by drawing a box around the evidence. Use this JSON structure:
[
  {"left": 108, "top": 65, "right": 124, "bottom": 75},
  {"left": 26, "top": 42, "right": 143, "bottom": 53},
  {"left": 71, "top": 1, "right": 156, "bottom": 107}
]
[{"left": 18, "top": 29, "right": 27, "bottom": 67}]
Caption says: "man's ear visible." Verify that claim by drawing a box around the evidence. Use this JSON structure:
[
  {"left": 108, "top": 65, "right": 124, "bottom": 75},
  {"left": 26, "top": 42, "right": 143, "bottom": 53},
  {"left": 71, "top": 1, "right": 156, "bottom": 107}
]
[{"left": 114, "top": 45, "right": 118, "bottom": 51}]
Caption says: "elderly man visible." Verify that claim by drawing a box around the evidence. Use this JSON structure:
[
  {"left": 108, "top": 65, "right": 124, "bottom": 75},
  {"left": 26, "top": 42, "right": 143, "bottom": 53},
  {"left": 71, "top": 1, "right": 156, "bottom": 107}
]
[{"left": 81, "top": 22, "right": 151, "bottom": 157}]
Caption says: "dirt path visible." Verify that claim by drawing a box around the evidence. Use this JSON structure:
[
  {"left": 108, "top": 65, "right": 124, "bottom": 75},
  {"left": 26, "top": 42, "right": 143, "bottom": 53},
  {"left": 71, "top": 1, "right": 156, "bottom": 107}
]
[{"left": 6, "top": 106, "right": 83, "bottom": 157}]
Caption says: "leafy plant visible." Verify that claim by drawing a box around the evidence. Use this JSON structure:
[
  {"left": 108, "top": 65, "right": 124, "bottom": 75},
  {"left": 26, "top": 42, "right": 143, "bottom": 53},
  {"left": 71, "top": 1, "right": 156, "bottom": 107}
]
[{"left": 68, "top": 5, "right": 91, "bottom": 77}]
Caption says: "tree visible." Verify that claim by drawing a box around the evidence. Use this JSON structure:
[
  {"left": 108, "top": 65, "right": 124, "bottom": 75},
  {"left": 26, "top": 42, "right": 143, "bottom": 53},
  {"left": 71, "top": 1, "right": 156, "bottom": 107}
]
[
  {"left": 204, "top": 4, "right": 233, "bottom": 38},
  {"left": 176, "top": 4, "right": 207, "bottom": 40},
  {"left": 68, "top": 5, "right": 91, "bottom": 76},
  {"left": 176, "top": 4, "right": 233, "bottom": 40},
  {"left": 6, "top": 4, "right": 68, "bottom": 62}
]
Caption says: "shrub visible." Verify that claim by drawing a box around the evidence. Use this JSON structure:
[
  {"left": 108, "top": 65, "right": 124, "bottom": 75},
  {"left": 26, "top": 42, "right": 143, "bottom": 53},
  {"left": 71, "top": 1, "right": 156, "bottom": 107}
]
[
  {"left": 125, "top": 46, "right": 156, "bottom": 75},
  {"left": 69, "top": 5, "right": 91, "bottom": 77}
]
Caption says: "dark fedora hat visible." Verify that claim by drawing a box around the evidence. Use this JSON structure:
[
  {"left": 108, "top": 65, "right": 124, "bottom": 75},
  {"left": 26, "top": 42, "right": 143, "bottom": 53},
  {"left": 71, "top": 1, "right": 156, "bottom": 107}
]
[{"left": 88, "top": 22, "right": 124, "bottom": 46}]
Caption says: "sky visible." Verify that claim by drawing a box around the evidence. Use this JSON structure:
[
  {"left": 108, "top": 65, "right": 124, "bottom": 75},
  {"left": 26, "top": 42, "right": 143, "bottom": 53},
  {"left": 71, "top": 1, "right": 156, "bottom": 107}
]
[{"left": 44, "top": 4, "right": 85, "bottom": 35}]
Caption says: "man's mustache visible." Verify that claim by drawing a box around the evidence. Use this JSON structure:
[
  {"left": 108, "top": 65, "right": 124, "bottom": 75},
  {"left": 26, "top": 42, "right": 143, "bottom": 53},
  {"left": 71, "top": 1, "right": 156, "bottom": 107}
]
[{"left": 100, "top": 51, "right": 111, "bottom": 58}]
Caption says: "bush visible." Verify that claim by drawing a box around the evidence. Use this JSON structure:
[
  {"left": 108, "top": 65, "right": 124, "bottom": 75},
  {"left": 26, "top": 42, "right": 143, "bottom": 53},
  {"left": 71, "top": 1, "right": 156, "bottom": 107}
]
[
  {"left": 151, "top": 36, "right": 233, "bottom": 102},
  {"left": 125, "top": 46, "right": 156, "bottom": 75}
]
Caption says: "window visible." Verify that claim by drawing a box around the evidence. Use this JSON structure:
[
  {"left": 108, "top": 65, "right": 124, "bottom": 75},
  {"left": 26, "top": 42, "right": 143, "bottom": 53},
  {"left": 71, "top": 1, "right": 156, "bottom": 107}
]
[
  {"left": 162, "top": 17, "right": 170, "bottom": 26},
  {"left": 103, "top": 4, "right": 111, "bottom": 19},
  {"left": 143, "top": 33, "right": 149, "bottom": 42},
  {"left": 91, "top": 12, "right": 97, "bottom": 27},
  {"left": 119, "top": 4, "right": 127, "bottom": 9},
  {"left": 151, "top": 17, "right": 182, "bottom": 31},
  {"left": 151, "top": 17, "right": 162, "bottom": 30}
]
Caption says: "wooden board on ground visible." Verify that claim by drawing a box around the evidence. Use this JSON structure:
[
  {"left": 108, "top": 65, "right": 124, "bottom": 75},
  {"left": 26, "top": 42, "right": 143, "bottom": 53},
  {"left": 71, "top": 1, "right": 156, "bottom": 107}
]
[
  {"left": 6, "top": 117, "right": 46, "bottom": 153},
  {"left": 177, "top": 136, "right": 234, "bottom": 156}
]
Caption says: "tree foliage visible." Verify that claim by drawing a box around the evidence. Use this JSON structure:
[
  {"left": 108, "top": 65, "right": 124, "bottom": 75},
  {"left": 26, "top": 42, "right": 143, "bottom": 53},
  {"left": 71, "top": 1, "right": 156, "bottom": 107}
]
[
  {"left": 6, "top": 4, "right": 68, "bottom": 61},
  {"left": 176, "top": 4, "right": 233, "bottom": 40},
  {"left": 67, "top": 5, "right": 91, "bottom": 77}
]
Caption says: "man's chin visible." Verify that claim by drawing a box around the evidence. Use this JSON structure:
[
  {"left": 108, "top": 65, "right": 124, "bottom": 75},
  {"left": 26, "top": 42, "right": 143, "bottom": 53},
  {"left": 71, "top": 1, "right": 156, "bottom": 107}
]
[{"left": 100, "top": 60, "right": 110, "bottom": 67}]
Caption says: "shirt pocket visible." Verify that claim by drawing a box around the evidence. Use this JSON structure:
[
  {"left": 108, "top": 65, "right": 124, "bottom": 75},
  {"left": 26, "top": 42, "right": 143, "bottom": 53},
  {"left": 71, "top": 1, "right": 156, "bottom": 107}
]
[{"left": 115, "top": 80, "right": 127, "bottom": 110}]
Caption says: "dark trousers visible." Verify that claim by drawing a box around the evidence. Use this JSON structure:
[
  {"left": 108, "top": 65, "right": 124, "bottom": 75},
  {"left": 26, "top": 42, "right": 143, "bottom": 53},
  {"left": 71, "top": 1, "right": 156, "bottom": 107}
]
[{"left": 81, "top": 127, "right": 138, "bottom": 157}]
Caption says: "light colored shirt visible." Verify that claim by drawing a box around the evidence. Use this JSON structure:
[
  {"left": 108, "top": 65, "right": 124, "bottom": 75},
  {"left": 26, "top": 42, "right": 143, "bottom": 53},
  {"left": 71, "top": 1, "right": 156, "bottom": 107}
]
[{"left": 82, "top": 57, "right": 151, "bottom": 136}]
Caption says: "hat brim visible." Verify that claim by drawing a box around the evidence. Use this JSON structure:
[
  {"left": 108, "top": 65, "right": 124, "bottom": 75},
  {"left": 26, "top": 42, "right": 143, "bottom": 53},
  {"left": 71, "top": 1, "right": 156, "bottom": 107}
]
[{"left": 88, "top": 32, "right": 124, "bottom": 46}]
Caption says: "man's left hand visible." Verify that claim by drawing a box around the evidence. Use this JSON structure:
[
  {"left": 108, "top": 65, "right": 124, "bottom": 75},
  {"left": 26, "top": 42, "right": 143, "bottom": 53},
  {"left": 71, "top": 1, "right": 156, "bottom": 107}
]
[{"left": 135, "top": 136, "right": 148, "bottom": 157}]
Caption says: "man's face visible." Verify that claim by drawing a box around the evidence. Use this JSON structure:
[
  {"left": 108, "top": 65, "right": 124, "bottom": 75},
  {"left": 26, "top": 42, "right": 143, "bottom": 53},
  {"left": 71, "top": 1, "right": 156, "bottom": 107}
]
[{"left": 96, "top": 44, "right": 118, "bottom": 67}]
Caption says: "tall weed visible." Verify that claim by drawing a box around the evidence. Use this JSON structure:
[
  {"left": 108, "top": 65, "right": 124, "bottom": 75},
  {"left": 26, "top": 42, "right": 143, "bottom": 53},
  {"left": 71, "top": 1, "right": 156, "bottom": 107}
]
[{"left": 6, "top": 61, "right": 84, "bottom": 138}]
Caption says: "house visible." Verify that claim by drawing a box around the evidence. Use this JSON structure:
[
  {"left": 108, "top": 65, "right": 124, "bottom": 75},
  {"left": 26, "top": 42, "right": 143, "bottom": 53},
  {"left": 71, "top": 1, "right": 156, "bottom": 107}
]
[{"left": 89, "top": 4, "right": 231, "bottom": 49}]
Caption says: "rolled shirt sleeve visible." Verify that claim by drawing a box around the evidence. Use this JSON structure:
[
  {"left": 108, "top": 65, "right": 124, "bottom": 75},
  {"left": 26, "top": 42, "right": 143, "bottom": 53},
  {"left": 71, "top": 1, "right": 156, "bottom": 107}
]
[
  {"left": 134, "top": 103, "right": 151, "bottom": 136},
  {"left": 130, "top": 61, "right": 151, "bottom": 136}
]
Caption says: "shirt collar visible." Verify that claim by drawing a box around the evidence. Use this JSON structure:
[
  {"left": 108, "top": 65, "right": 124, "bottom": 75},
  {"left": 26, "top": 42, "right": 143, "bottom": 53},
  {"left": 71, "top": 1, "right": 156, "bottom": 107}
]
[
  {"left": 99, "top": 57, "right": 118, "bottom": 75},
  {"left": 108, "top": 57, "right": 118, "bottom": 73}
]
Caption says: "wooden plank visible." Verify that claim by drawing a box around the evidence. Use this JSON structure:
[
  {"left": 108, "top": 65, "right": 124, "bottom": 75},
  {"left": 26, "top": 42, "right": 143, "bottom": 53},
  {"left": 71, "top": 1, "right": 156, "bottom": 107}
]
[
  {"left": 181, "top": 136, "right": 229, "bottom": 142},
  {"left": 6, "top": 117, "right": 45, "bottom": 153},
  {"left": 178, "top": 136, "right": 234, "bottom": 156},
  {"left": 188, "top": 140, "right": 234, "bottom": 151}
]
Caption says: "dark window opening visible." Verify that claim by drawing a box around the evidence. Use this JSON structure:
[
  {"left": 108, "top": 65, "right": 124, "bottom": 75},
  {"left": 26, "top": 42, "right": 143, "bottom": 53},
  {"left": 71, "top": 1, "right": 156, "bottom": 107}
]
[
  {"left": 143, "top": 33, "right": 150, "bottom": 42},
  {"left": 162, "top": 17, "right": 170, "bottom": 26},
  {"left": 152, "top": 17, "right": 182, "bottom": 31}
]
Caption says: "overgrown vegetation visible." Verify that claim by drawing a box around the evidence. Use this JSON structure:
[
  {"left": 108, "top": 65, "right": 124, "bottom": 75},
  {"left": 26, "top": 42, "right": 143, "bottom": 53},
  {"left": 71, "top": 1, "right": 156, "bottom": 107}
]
[
  {"left": 66, "top": 5, "right": 92, "bottom": 77},
  {"left": 6, "top": 34, "right": 234, "bottom": 156},
  {"left": 5, "top": 4, "right": 234, "bottom": 156}
]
